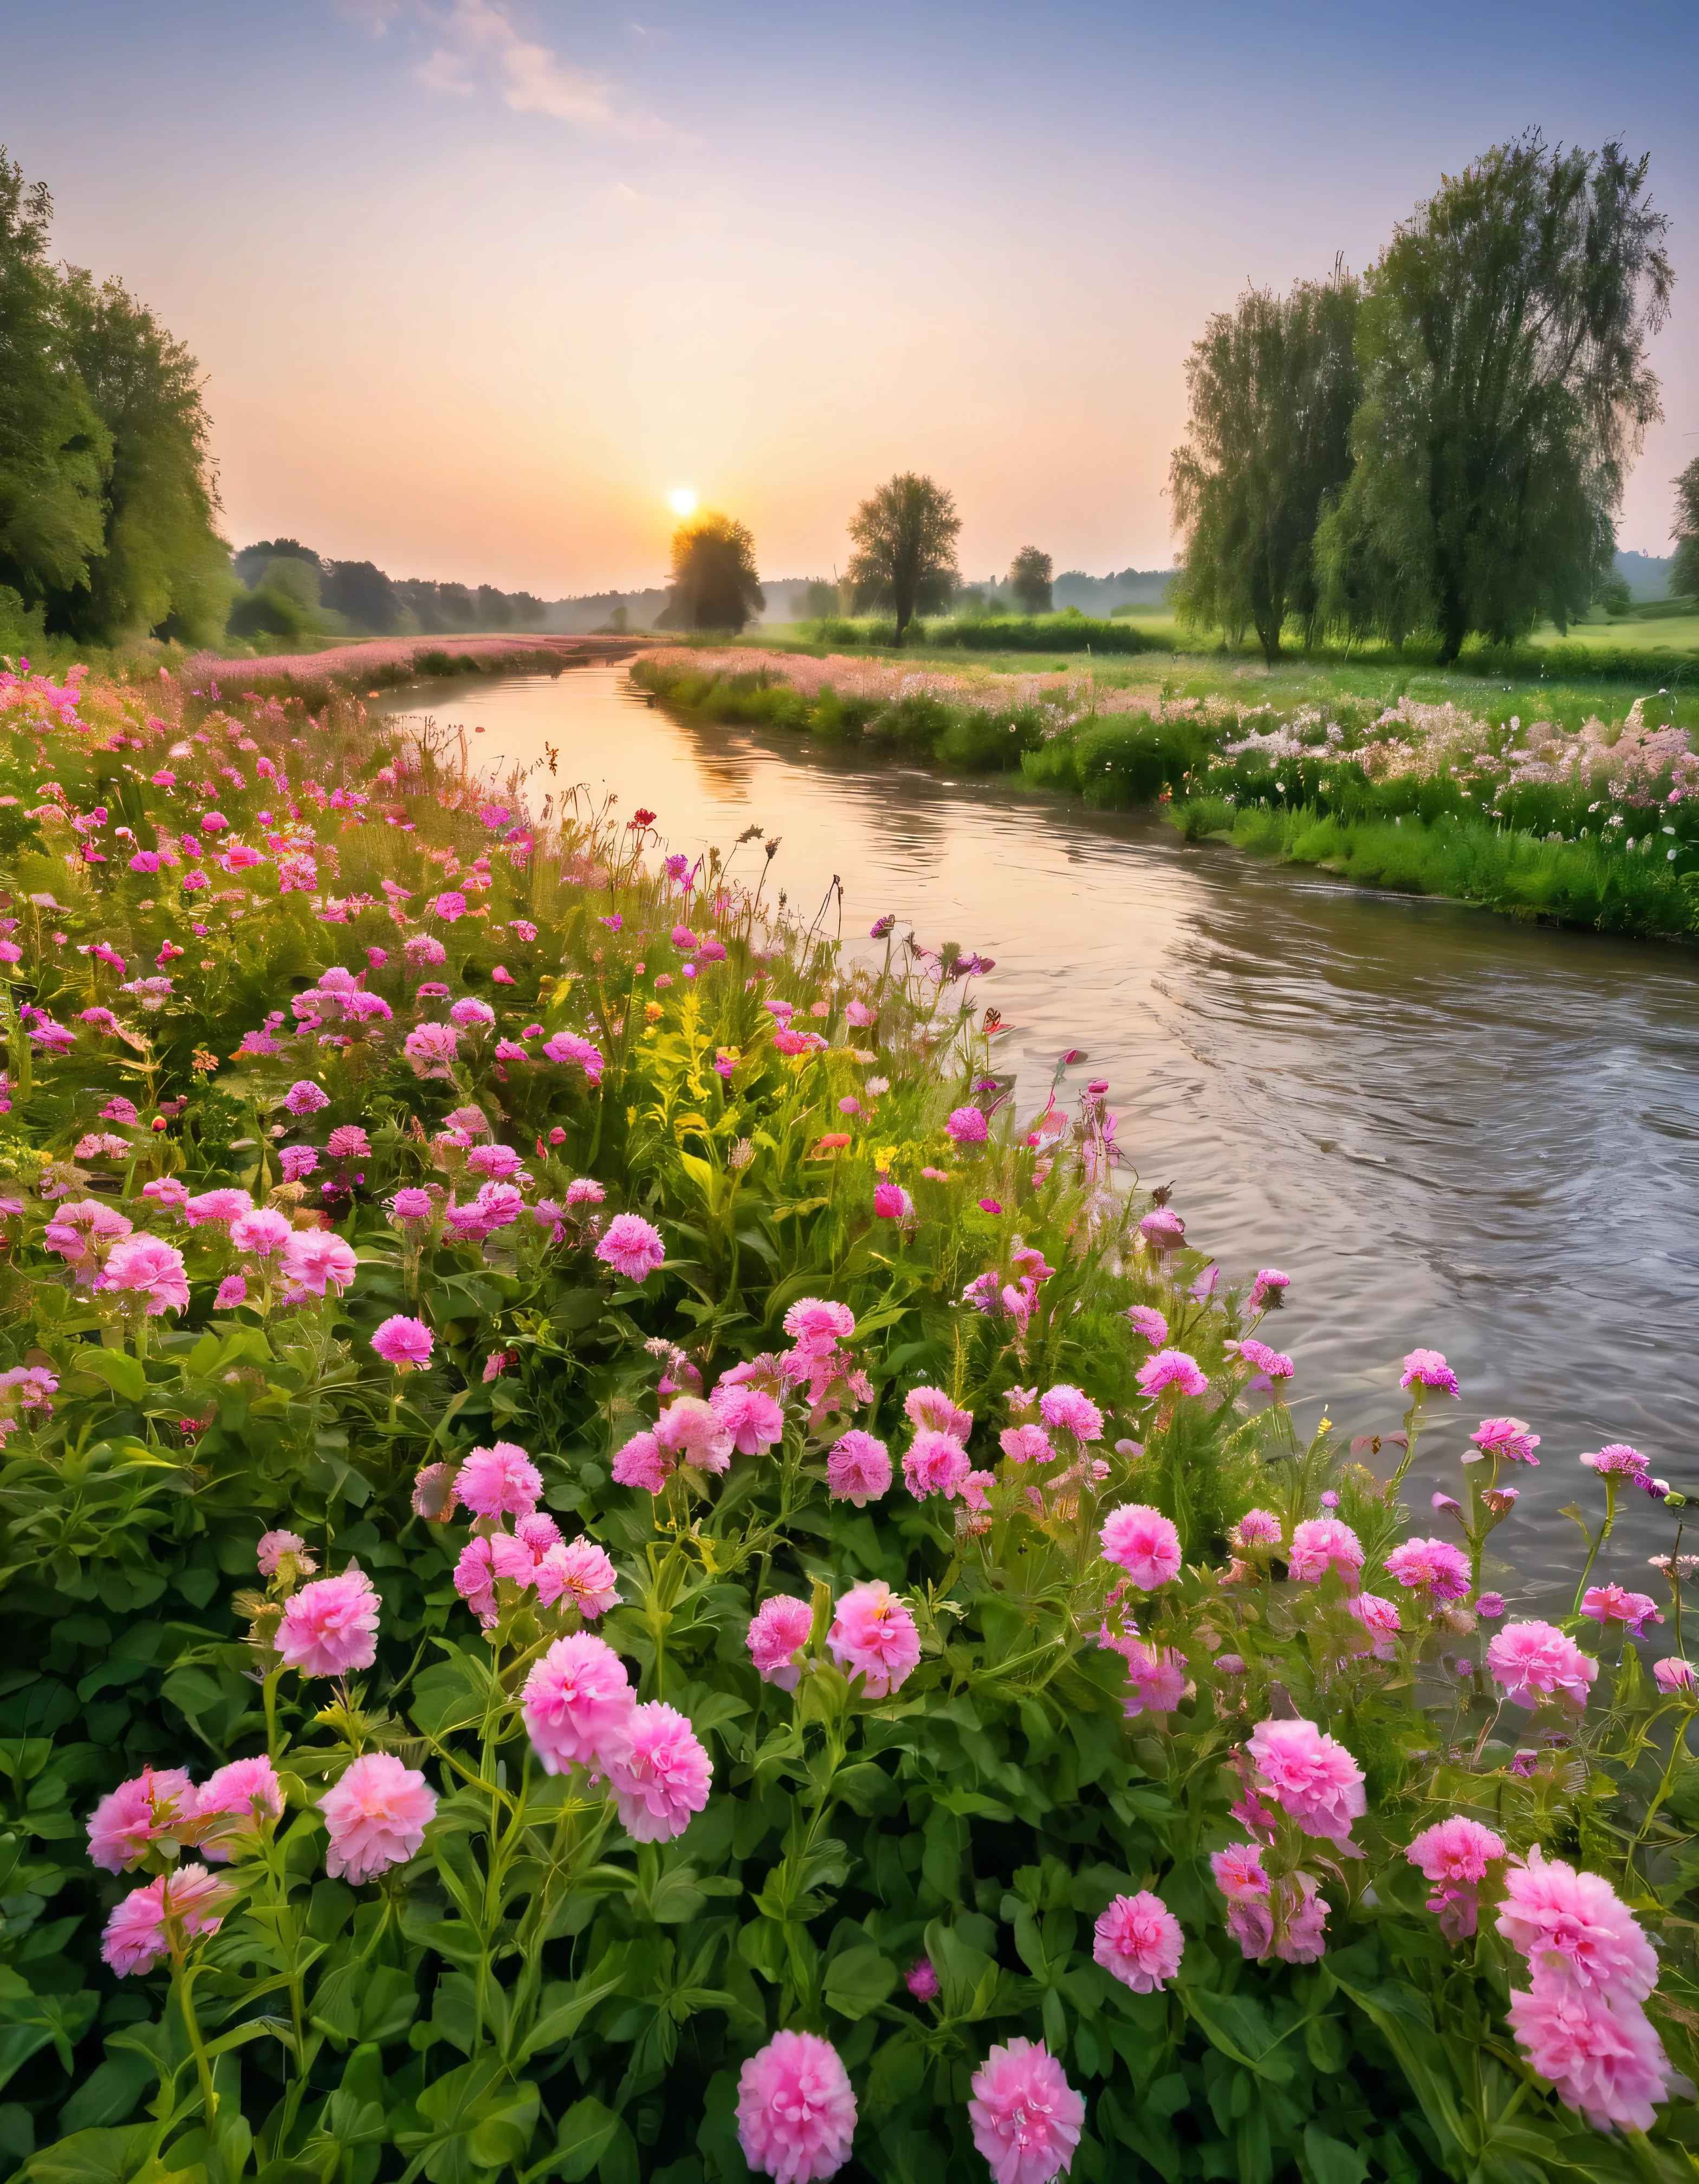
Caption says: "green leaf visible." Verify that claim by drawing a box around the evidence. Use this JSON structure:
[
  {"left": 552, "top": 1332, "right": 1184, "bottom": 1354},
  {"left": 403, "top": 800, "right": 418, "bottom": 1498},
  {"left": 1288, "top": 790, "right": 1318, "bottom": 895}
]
[
  {"left": 525, "top": 2100, "right": 620, "bottom": 2184},
  {"left": 515, "top": 1952, "right": 631, "bottom": 2065},
  {"left": 822, "top": 1946, "right": 899, "bottom": 2022},
  {"left": 1303, "top": 2126, "right": 1370, "bottom": 2184},
  {"left": 75, "top": 1354, "right": 147, "bottom": 1406},
  {"left": 1176, "top": 1986, "right": 1293, "bottom": 2084}
]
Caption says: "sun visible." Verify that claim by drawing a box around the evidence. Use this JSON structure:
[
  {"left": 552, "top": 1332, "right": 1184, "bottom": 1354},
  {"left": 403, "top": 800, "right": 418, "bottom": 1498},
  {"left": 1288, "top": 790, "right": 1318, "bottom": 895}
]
[{"left": 668, "top": 487, "right": 697, "bottom": 517}]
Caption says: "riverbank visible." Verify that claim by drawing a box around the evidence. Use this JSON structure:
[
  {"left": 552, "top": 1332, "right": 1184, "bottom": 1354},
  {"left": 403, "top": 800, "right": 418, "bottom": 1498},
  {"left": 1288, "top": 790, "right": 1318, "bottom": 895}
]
[{"left": 631, "top": 647, "right": 1699, "bottom": 942}]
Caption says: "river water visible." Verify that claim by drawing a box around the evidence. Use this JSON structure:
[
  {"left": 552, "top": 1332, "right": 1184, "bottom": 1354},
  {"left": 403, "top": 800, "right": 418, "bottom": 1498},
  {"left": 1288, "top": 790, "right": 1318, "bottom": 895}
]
[{"left": 375, "top": 662, "right": 1699, "bottom": 1608}]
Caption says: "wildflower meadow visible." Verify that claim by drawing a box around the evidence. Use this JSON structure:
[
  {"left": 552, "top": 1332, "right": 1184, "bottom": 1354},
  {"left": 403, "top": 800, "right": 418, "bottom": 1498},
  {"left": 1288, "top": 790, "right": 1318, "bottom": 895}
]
[{"left": 0, "top": 655, "right": 1695, "bottom": 2184}]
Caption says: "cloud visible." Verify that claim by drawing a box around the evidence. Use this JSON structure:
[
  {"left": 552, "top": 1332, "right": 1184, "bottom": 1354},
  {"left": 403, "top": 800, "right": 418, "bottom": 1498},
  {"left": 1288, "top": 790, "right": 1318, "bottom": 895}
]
[{"left": 412, "top": 0, "right": 673, "bottom": 142}]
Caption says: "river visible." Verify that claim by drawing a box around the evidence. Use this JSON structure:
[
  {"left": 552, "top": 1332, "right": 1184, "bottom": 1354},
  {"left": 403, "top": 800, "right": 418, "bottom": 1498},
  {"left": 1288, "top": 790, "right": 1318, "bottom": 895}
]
[{"left": 373, "top": 661, "right": 1699, "bottom": 1609}]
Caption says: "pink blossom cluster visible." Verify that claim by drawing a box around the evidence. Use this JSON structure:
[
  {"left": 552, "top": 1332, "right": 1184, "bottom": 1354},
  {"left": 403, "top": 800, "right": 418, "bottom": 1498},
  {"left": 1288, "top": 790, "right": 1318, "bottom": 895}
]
[{"left": 521, "top": 1631, "right": 711, "bottom": 1841}]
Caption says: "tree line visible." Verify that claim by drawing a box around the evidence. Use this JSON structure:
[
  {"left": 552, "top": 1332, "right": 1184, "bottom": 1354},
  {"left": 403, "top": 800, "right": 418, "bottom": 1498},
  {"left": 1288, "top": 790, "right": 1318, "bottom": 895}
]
[
  {"left": 1169, "top": 133, "right": 1683, "bottom": 664},
  {"left": 230, "top": 540, "right": 547, "bottom": 645},
  {"left": 0, "top": 152, "right": 232, "bottom": 648}
]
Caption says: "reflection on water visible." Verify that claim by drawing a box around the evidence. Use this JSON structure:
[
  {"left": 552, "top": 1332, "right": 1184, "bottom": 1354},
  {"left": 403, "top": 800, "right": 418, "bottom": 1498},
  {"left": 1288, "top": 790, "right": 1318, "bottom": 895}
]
[{"left": 375, "top": 664, "right": 1699, "bottom": 1603}]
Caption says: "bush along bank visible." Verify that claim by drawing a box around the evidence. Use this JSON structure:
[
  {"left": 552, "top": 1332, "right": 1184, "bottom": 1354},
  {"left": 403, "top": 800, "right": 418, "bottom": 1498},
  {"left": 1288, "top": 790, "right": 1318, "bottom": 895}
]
[
  {"left": 0, "top": 660, "right": 1698, "bottom": 2184},
  {"left": 633, "top": 655, "right": 1699, "bottom": 941}
]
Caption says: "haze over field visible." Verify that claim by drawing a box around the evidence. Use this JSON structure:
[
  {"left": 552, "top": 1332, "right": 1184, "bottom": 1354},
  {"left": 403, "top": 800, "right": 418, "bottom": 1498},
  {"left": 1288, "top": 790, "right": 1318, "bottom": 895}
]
[{"left": 2, "top": 0, "right": 1696, "bottom": 596}]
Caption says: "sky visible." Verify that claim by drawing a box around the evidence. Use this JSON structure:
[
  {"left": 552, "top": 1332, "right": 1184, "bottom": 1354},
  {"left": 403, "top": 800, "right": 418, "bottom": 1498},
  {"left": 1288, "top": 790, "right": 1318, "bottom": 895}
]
[{"left": 3, "top": 0, "right": 1696, "bottom": 596}]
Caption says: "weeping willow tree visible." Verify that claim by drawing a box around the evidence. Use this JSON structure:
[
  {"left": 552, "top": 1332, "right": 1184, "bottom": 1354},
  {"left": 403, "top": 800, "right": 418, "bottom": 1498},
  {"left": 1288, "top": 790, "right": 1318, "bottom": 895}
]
[
  {"left": 1168, "top": 268, "right": 1360, "bottom": 664},
  {"left": 1317, "top": 135, "right": 1672, "bottom": 663}
]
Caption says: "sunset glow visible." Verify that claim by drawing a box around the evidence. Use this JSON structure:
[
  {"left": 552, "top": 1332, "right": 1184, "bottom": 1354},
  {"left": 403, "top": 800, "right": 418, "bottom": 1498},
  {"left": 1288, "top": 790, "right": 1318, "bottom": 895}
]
[{"left": 668, "top": 489, "right": 698, "bottom": 518}]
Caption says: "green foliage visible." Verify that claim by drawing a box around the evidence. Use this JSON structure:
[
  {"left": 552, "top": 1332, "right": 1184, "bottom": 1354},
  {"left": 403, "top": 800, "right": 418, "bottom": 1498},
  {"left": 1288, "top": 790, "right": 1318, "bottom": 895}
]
[
  {"left": 663, "top": 514, "right": 765, "bottom": 635},
  {"left": 929, "top": 615, "right": 1167, "bottom": 656},
  {"left": 1007, "top": 549, "right": 1053, "bottom": 616},
  {"left": 1672, "top": 458, "right": 1699, "bottom": 607},
  {"left": 1170, "top": 271, "right": 1360, "bottom": 664},
  {"left": 847, "top": 476, "right": 962, "bottom": 641},
  {"left": 1318, "top": 135, "right": 1673, "bottom": 664}
]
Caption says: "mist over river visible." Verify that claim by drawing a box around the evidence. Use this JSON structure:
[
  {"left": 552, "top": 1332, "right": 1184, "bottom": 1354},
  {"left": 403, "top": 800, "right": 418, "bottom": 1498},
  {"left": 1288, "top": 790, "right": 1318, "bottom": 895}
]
[{"left": 374, "top": 662, "right": 1699, "bottom": 1609}]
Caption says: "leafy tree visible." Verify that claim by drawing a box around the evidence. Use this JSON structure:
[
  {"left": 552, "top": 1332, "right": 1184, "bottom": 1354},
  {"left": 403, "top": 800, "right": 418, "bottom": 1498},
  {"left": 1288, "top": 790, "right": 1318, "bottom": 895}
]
[
  {"left": 1673, "top": 458, "right": 1699, "bottom": 602},
  {"left": 227, "top": 554, "right": 323, "bottom": 642},
  {"left": 0, "top": 153, "right": 109, "bottom": 612},
  {"left": 236, "top": 538, "right": 319, "bottom": 587},
  {"left": 1008, "top": 545, "right": 1053, "bottom": 614},
  {"left": 51, "top": 269, "right": 235, "bottom": 645},
  {"left": 800, "top": 578, "right": 841, "bottom": 620},
  {"left": 664, "top": 511, "right": 764, "bottom": 632},
  {"left": 321, "top": 558, "right": 402, "bottom": 632},
  {"left": 1317, "top": 134, "right": 1672, "bottom": 663},
  {"left": 846, "top": 472, "right": 961, "bottom": 639},
  {"left": 1169, "top": 269, "right": 1360, "bottom": 664}
]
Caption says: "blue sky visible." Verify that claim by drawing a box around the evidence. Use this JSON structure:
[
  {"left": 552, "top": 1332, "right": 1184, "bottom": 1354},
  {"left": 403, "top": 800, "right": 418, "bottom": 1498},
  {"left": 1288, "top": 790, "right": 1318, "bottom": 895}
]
[{"left": 3, "top": 0, "right": 1694, "bottom": 590}]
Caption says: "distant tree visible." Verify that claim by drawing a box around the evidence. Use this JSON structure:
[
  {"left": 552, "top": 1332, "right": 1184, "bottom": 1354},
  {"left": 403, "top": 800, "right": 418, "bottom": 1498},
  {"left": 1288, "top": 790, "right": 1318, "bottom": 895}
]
[
  {"left": 228, "top": 554, "right": 323, "bottom": 641},
  {"left": 51, "top": 269, "right": 234, "bottom": 645},
  {"left": 235, "top": 539, "right": 319, "bottom": 587},
  {"left": 475, "top": 583, "right": 513, "bottom": 630},
  {"left": 1008, "top": 546, "right": 1054, "bottom": 614},
  {"left": 508, "top": 591, "right": 546, "bottom": 627},
  {"left": 800, "top": 578, "right": 840, "bottom": 621},
  {"left": 1594, "top": 573, "right": 1633, "bottom": 617},
  {"left": 665, "top": 512, "right": 764, "bottom": 631},
  {"left": 1317, "top": 134, "right": 1672, "bottom": 663},
  {"left": 0, "top": 153, "right": 109, "bottom": 612},
  {"left": 1673, "top": 458, "right": 1699, "bottom": 602},
  {"left": 846, "top": 473, "right": 961, "bottom": 639},
  {"left": 1169, "top": 268, "right": 1360, "bottom": 664},
  {"left": 321, "top": 558, "right": 402, "bottom": 632}
]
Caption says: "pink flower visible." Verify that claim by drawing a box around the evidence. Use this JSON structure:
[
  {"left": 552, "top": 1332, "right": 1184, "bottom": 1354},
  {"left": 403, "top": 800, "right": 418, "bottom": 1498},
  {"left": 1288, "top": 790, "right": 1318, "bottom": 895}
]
[
  {"left": 327, "top": 1124, "right": 371, "bottom": 1158},
  {"left": 214, "top": 1271, "right": 249, "bottom": 1307},
  {"left": 711, "top": 1382, "right": 786, "bottom": 1456},
  {"left": 275, "top": 1568, "right": 380, "bottom": 1677},
  {"left": 1286, "top": 1517, "right": 1364, "bottom": 1585},
  {"left": 1247, "top": 1717, "right": 1366, "bottom": 1845},
  {"left": 533, "top": 1536, "right": 620, "bottom": 1617},
  {"left": 1469, "top": 1416, "right": 1540, "bottom": 1465},
  {"left": 403, "top": 1022, "right": 461, "bottom": 1079},
  {"left": 612, "top": 1429, "right": 671, "bottom": 1492},
  {"left": 906, "top": 1957, "right": 939, "bottom": 1999},
  {"left": 102, "top": 1864, "right": 233, "bottom": 1976},
  {"left": 1099, "top": 1504, "right": 1183, "bottom": 1589},
  {"left": 1400, "top": 1348, "right": 1458, "bottom": 1396},
  {"left": 231, "top": 1207, "right": 294, "bottom": 1259},
  {"left": 872, "top": 1181, "right": 911, "bottom": 1220},
  {"left": 1406, "top": 1816, "right": 1506, "bottom": 1939},
  {"left": 1580, "top": 1442, "right": 1650, "bottom": 1479},
  {"left": 904, "top": 1387, "right": 973, "bottom": 1440},
  {"left": 999, "top": 1424, "right": 1053, "bottom": 1464},
  {"left": 1580, "top": 1585, "right": 1663, "bottom": 1636},
  {"left": 736, "top": 2029, "right": 858, "bottom": 2183},
  {"left": 1093, "top": 1891, "right": 1184, "bottom": 1993},
  {"left": 454, "top": 1532, "right": 536, "bottom": 1622},
  {"left": 282, "top": 1080, "right": 330, "bottom": 1118},
  {"left": 595, "top": 1212, "right": 666, "bottom": 1283},
  {"left": 87, "top": 1767, "right": 197, "bottom": 1871},
  {"left": 1125, "top": 1304, "right": 1169, "bottom": 1343},
  {"left": 1487, "top": 1621, "right": 1598, "bottom": 1711},
  {"left": 747, "top": 1596, "right": 816, "bottom": 1690},
  {"left": 655, "top": 1395, "right": 735, "bottom": 1475},
  {"left": 1139, "top": 1208, "right": 1185, "bottom": 1252},
  {"left": 194, "top": 1757, "right": 284, "bottom": 1859},
  {"left": 1236, "top": 1338, "right": 1294, "bottom": 1380},
  {"left": 782, "top": 1298, "right": 855, "bottom": 1353},
  {"left": 903, "top": 1429, "right": 971, "bottom": 1502},
  {"left": 1038, "top": 1385, "right": 1103, "bottom": 1442},
  {"left": 455, "top": 1441, "right": 543, "bottom": 1518},
  {"left": 279, "top": 1145, "right": 319, "bottom": 1182},
  {"left": 319, "top": 1752, "right": 438, "bottom": 1883},
  {"left": 967, "top": 2038, "right": 1084, "bottom": 2184},
  {"left": 522, "top": 1632, "right": 635, "bottom": 1773},
  {"left": 543, "top": 1031, "right": 606, "bottom": 1081},
  {"left": 827, "top": 1581, "right": 920, "bottom": 1697},
  {"left": 1248, "top": 1267, "right": 1289, "bottom": 1310},
  {"left": 257, "top": 1529, "right": 312, "bottom": 1576},
  {"left": 1345, "top": 1593, "right": 1402, "bottom": 1659},
  {"left": 1384, "top": 1536, "right": 1472, "bottom": 1602},
  {"left": 97, "top": 1236, "right": 189, "bottom": 1316},
  {"left": 1136, "top": 1349, "right": 1208, "bottom": 1400},
  {"left": 1654, "top": 1658, "right": 1696, "bottom": 1694},
  {"left": 1113, "top": 1640, "right": 1187, "bottom": 1717},
  {"left": 604, "top": 1701, "right": 712, "bottom": 1842},
  {"left": 1210, "top": 1843, "right": 1270, "bottom": 1902},
  {"left": 1496, "top": 1851, "right": 1658, "bottom": 2005},
  {"left": 944, "top": 1105, "right": 988, "bottom": 1144},
  {"left": 1506, "top": 1981, "right": 1675, "bottom": 2134},
  {"left": 372, "top": 1315, "right": 433, "bottom": 1369},
  {"left": 1231, "top": 1508, "right": 1283, "bottom": 1548},
  {"left": 280, "top": 1230, "right": 359, "bottom": 1296},
  {"left": 184, "top": 1187, "right": 254, "bottom": 1228},
  {"left": 826, "top": 1430, "right": 891, "bottom": 1505}
]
